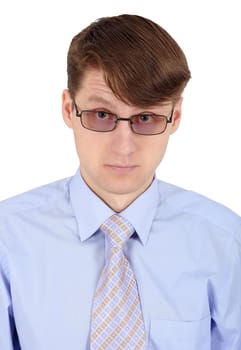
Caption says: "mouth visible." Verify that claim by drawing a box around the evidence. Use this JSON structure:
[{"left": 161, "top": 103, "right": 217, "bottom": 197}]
[{"left": 105, "top": 164, "right": 139, "bottom": 173}]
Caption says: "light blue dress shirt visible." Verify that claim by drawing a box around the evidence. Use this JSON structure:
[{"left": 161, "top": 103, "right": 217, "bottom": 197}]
[{"left": 0, "top": 169, "right": 241, "bottom": 349}]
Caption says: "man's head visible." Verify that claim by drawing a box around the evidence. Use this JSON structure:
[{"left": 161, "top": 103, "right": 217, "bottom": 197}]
[
  {"left": 62, "top": 14, "right": 191, "bottom": 212},
  {"left": 67, "top": 14, "right": 191, "bottom": 106}
]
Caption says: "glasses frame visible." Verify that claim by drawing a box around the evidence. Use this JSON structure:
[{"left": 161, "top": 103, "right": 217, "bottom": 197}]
[{"left": 73, "top": 101, "right": 174, "bottom": 136}]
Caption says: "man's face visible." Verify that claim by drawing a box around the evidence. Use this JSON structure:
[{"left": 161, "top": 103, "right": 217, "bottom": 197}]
[{"left": 62, "top": 69, "right": 182, "bottom": 211}]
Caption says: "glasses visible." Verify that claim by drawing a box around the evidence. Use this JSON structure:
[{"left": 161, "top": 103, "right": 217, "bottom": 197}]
[{"left": 73, "top": 101, "right": 174, "bottom": 136}]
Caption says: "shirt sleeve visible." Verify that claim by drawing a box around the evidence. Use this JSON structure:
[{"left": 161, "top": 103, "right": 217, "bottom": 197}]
[
  {"left": 0, "top": 241, "right": 20, "bottom": 350},
  {"left": 211, "top": 224, "right": 241, "bottom": 350}
]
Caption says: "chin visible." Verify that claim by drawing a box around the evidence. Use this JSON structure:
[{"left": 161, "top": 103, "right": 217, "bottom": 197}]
[{"left": 103, "top": 181, "right": 146, "bottom": 197}]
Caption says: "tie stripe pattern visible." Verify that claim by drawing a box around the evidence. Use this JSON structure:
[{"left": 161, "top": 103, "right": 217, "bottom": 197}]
[{"left": 90, "top": 214, "right": 146, "bottom": 349}]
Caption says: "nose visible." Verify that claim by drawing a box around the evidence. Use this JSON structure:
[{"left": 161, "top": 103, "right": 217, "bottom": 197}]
[{"left": 111, "top": 118, "right": 137, "bottom": 155}]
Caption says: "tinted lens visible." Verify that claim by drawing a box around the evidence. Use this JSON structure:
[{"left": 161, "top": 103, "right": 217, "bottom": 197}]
[
  {"left": 131, "top": 114, "right": 167, "bottom": 135},
  {"left": 81, "top": 111, "right": 116, "bottom": 131}
]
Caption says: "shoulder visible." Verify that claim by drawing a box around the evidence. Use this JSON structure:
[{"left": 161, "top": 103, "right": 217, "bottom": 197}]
[
  {"left": 0, "top": 176, "right": 75, "bottom": 267},
  {"left": 0, "top": 176, "right": 72, "bottom": 220},
  {"left": 156, "top": 179, "right": 241, "bottom": 234}
]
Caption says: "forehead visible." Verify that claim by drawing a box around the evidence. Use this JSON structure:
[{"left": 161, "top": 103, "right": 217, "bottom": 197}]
[
  {"left": 78, "top": 69, "right": 115, "bottom": 104},
  {"left": 77, "top": 68, "right": 172, "bottom": 112}
]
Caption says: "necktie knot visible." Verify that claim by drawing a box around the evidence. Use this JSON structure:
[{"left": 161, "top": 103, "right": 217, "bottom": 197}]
[{"left": 100, "top": 214, "right": 135, "bottom": 248}]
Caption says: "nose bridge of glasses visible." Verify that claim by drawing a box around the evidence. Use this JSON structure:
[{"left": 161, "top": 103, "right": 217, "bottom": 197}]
[{"left": 116, "top": 116, "right": 133, "bottom": 124}]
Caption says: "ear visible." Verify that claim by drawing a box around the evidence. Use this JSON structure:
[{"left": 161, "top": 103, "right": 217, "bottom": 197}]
[
  {"left": 62, "top": 89, "right": 74, "bottom": 129},
  {"left": 169, "top": 97, "right": 183, "bottom": 135}
]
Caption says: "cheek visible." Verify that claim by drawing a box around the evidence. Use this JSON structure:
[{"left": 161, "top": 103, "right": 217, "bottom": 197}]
[
  {"left": 72, "top": 129, "right": 87, "bottom": 160},
  {"left": 148, "top": 137, "right": 169, "bottom": 160},
  {"left": 74, "top": 132, "right": 105, "bottom": 162}
]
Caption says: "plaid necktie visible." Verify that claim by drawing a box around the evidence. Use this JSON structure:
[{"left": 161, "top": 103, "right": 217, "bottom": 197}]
[{"left": 90, "top": 214, "right": 146, "bottom": 349}]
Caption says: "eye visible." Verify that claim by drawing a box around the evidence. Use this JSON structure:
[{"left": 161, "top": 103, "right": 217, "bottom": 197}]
[
  {"left": 95, "top": 111, "right": 109, "bottom": 120},
  {"left": 137, "top": 114, "right": 154, "bottom": 123}
]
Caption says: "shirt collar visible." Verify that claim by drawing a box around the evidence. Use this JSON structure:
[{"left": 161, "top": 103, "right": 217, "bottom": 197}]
[
  {"left": 69, "top": 169, "right": 159, "bottom": 245},
  {"left": 121, "top": 178, "right": 159, "bottom": 245}
]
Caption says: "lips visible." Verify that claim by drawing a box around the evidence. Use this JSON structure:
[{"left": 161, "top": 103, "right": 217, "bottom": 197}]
[{"left": 105, "top": 164, "right": 139, "bottom": 173}]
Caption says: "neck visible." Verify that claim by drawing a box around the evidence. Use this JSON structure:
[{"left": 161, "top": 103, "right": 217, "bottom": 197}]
[
  {"left": 84, "top": 181, "right": 154, "bottom": 213},
  {"left": 79, "top": 171, "right": 154, "bottom": 212},
  {"left": 97, "top": 193, "right": 139, "bottom": 213}
]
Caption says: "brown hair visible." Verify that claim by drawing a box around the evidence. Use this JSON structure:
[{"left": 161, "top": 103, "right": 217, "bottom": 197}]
[{"left": 67, "top": 14, "right": 191, "bottom": 107}]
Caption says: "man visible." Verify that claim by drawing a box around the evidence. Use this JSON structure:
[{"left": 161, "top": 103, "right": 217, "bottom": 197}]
[{"left": 0, "top": 14, "right": 240, "bottom": 350}]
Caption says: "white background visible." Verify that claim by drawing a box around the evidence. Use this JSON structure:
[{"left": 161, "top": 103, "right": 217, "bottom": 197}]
[{"left": 0, "top": 0, "right": 240, "bottom": 215}]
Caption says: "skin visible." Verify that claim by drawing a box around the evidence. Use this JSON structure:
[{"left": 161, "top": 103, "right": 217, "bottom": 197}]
[{"left": 62, "top": 68, "right": 183, "bottom": 212}]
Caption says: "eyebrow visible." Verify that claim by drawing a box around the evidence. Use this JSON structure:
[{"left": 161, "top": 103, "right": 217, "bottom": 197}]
[{"left": 86, "top": 95, "right": 115, "bottom": 107}]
